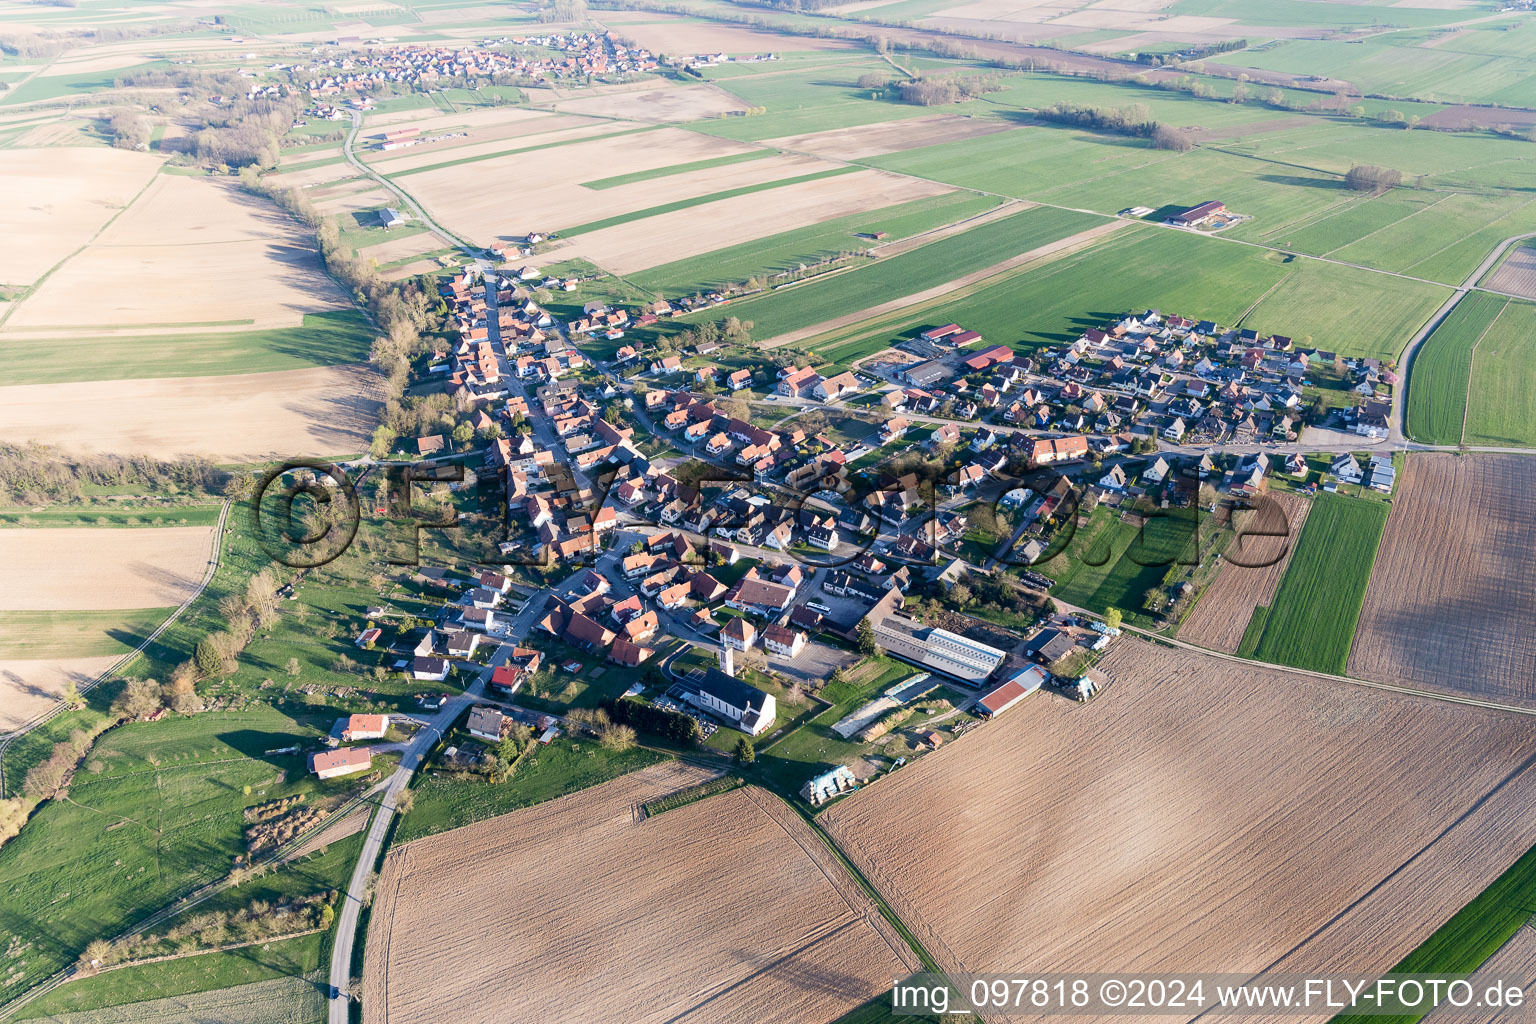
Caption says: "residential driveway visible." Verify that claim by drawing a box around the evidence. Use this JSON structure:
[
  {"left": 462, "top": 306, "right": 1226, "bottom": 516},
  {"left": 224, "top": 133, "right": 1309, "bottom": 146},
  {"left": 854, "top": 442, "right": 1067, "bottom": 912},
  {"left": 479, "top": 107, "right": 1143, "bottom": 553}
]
[{"left": 767, "top": 639, "right": 856, "bottom": 686}]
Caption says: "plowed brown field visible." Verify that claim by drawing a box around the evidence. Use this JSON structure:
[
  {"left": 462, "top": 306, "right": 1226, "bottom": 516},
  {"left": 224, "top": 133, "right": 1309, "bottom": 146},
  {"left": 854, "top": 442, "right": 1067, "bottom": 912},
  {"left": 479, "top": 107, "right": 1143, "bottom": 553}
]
[
  {"left": 1349, "top": 453, "right": 1536, "bottom": 706},
  {"left": 1179, "top": 491, "right": 1310, "bottom": 652},
  {"left": 821, "top": 640, "right": 1536, "bottom": 1019},
  {"left": 365, "top": 763, "right": 919, "bottom": 1024}
]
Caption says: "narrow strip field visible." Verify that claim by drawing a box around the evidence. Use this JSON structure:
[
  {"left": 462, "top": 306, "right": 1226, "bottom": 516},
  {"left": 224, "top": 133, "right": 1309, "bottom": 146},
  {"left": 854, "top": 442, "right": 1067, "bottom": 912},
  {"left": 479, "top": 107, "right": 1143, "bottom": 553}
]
[
  {"left": 1179, "top": 492, "right": 1311, "bottom": 653},
  {"left": 1248, "top": 493, "right": 1390, "bottom": 675},
  {"left": 719, "top": 205, "right": 1109, "bottom": 343},
  {"left": 1405, "top": 291, "right": 1508, "bottom": 446},
  {"left": 1462, "top": 298, "right": 1536, "bottom": 448}
]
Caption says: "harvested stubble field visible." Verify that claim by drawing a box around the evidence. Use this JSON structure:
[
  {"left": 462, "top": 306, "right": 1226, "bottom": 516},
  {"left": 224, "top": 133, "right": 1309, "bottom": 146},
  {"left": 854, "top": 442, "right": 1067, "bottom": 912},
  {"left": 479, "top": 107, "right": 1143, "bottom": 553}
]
[
  {"left": 1349, "top": 454, "right": 1536, "bottom": 708},
  {"left": 1178, "top": 491, "right": 1311, "bottom": 653},
  {"left": 821, "top": 640, "right": 1536, "bottom": 1013},
  {"left": 549, "top": 169, "right": 954, "bottom": 275},
  {"left": 1484, "top": 243, "right": 1536, "bottom": 301},
  {"left": 0, "top": 147, "right": 161, "bottom": 287},
  {"left": 0, "top": 655, "right": 121, "bottom": 733},
  {"left": 365, "top": 762, "right": 920, "bottom": 1024},
  {"left": 0, "top": 526, "right": 215, "bottom": 610},
  {"left": 762, "top": 114, "right": 1020, "bottom": 160},
  {"left": 0, "top": 363, "right": 382, "bottom": 461},
  {"left": 5, "top": 176, "right": 352, "bottom": 332}
]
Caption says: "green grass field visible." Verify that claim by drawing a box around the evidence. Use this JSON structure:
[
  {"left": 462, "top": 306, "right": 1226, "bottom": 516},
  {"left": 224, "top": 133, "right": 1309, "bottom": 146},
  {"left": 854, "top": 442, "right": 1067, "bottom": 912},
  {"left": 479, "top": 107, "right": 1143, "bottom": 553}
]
[
  {"left": 695, "top": 204, "right": 1105, "bottom": 341},
  {"left": 0, "top": 505, "right": 222, "bottom": 529},
  {"left": 0, "top": 309, "right": 375, "bottom": 385},
  {"left": 0, "top": 707, "right": 350, "bottom": 993},
  {"left": 0, "top": 608, "right": 175, "bottom": 659},
  {"left": 12, "top": 931, "right": 328, "bottom": 1021},
  {"left": 397, "top": 737, "right": 665, "bottom": 842},
  {"left": 1405, "top": 291, "right": 1508, "bottom": 445},
  {"left": 625, "top": 191, "right": 1005, "bottom": 297},
  {"left": 1462, "top": 298, "right": 1536, "bottom": 447},
  {"left": 1, "top": 61, "right": 171, "bottom": 106},
  {"left": 809, "top": 225, "right": 1440, "bottom": 369},
  {"left": 1248, "top": 493, "right": 1390, "bottom": 675}
]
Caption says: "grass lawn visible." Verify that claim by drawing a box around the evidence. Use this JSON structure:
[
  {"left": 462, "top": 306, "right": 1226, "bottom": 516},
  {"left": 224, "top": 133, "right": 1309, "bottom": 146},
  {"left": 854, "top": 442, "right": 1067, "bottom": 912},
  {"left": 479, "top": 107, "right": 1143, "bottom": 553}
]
[
  {"left": 1405, "top": 291, "right": 1508, "bottom": 445},
  {"left": 0, "top": 607, "right": 175, "bottom": 659},
  {"left": 699, "top": 204, "right": 1105, "bottom": 342},
  {"left": 1462, "top": 298, "right": 1536, "bottom": 447},
  {"left": 0, "top": 706, "right": 359, "bottom": 993},
  {"left": 11, "top": 930, "right": 327, "bottom": 1020},
  {"left": 1249, "top": 492, "right": 1390, "bottom": 675},
  {"left": 512, "top": 638, "right": 661, "bottom": 717},
  {"left": 396, "top": 736, "right": 666, "bottom": 842},
  {"left": 752, "top": 656, "right": 929, "bottom": 799},
  {"left": 1043, "top": 506, "right": 1200, "bottom": 628},
  {"left": 0, "top": 309, "right": 375, "bottom": 385}
]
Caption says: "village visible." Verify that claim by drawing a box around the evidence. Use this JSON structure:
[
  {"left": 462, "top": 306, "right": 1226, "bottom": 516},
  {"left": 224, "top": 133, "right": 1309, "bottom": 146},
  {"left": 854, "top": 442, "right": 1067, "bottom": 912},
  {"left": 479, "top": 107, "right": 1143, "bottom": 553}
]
[{"left": 297, "top": 247, "right": 1403, "bottom": 812}]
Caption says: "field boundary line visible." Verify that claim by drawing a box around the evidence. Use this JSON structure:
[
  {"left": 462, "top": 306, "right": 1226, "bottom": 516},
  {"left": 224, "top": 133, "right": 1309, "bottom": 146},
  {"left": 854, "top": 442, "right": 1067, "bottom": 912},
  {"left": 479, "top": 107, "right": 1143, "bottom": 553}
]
[
  {"left": 1460, "top": 297, "right": 1510, "bottom": 446},
  {"left": 0, "top": 166, "right": 162, "bottom": 329},
  {"left": 1322, "top": 192, "right": 1454, "bottom": 259},
  {"left": 0, "top": 499, "right": 231, "bottom": 798}
]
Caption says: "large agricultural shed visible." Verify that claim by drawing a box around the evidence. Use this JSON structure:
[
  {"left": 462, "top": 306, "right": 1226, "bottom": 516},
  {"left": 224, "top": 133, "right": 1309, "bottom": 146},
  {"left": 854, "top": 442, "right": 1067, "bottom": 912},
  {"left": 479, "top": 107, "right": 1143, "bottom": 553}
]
[{"left": 821, "top": 640, "right": 1536, "bottom": 1001}]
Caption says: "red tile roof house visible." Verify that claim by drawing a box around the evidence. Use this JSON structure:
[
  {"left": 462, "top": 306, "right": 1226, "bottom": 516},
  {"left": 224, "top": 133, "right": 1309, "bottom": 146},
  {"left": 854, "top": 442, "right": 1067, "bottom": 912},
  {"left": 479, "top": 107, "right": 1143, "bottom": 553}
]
[
  {"left": 341, "top": 713, "right": 389, "bottom": 742},
  {"left": 311, "top": 746, "right": 373, "bottom": 780},
  {"left": 722, "top": 616, "right": 757, "bottom": 651},
  {"left": 658, "top": 581, "right": 693, "bottom": 610},
  {"left": 690, "top": 571, "right": 727, "bottom": 602},
  {"left": 622, "top": 611, "right": 659, "bottom": 643},
  {"left": 564, "top": 611, "right": 616, "bottom": 650},
  {"left": 490, "top": 663, "right": 527, "bottom": 695}
]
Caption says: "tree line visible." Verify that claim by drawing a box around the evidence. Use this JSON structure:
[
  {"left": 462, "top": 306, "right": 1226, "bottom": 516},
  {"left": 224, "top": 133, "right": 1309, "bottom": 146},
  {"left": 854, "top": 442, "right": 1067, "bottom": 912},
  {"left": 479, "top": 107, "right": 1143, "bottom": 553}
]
[{"left": 0, "top": 442, "right": 228, "bottom": 505}]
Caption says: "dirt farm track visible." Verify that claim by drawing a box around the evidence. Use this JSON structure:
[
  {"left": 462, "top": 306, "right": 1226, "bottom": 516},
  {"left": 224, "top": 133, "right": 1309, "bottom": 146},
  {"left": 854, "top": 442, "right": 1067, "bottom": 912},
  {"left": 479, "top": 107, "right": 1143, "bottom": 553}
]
[
  {"left": 821, "top": 641, "right": 1536, "bottom": 1022},
  {"left": 364, "top": 763, "right": 919, "bottom": 1024},
  {"left": 1349, "top": 453, "right": 1536, "bottom": 708}
]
